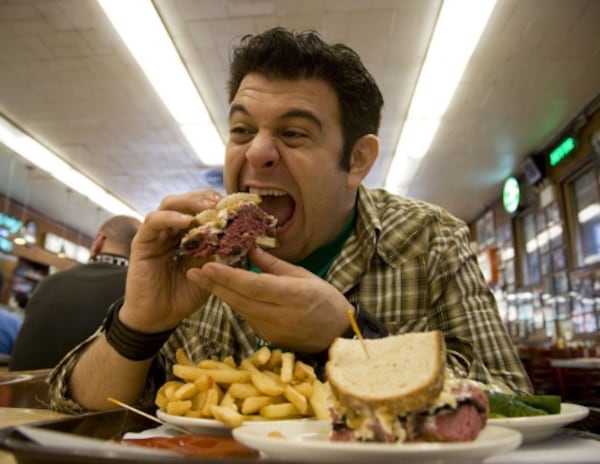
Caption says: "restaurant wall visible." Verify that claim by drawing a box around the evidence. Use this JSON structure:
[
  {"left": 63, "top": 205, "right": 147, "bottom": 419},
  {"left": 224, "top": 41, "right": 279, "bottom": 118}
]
[
  {"left": 471, "top": 92, "right": 600, "bottom": 346},
  {"left": 0, "top": 193, "right": 92, "bottom": 305}
]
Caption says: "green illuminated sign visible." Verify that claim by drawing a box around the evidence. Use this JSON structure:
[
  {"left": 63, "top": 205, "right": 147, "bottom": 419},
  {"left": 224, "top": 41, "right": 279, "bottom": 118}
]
[
  {"left": 503, "top": 176, "right": 521, "bottom": 214},
  {"left": 549, "top": 137, "right": 575, "bottom": 167}
]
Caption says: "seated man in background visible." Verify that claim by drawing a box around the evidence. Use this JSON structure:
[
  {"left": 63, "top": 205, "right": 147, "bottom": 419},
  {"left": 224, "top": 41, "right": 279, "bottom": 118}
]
[
  {"left": 9, "top": 215, "right": 141, "bottom": 371},
  {"left": 48, "top": 27, "right": 531, "bottom": 414}
]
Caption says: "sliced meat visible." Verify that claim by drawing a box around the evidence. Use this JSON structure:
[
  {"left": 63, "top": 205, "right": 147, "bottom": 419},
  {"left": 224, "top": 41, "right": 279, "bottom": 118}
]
[
  {"left": 178, "top": 203, "right": 276, "bottom": 263},
  {"left": 417, "top": 402, "right": 487, "bottom": 442},
  {"left": 415, "top": 383, "right": 489, "bottom": 442}
]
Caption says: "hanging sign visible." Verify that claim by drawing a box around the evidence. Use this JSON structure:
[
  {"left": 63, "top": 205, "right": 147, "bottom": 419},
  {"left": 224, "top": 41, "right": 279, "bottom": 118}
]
[
  {"left": 502, "top": 176, "right": 521, "bottom": 214},
  {"left": 548, "top": 137, "right": 575, "bottom": 167}
]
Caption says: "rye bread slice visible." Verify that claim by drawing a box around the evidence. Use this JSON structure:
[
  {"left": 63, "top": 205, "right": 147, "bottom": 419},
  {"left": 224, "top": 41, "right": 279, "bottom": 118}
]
[{"left": 325, "top": 331, "right": 446, "bottom": 415}]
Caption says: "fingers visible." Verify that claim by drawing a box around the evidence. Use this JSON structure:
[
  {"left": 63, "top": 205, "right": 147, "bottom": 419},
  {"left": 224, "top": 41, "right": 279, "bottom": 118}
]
[
  {"left": 247, "top": 247, "right": 311, "bottom": 277},
  {"left": 158, "top": 190, "right": 222, "bottom": 215},
  {"left": 189, "top": 262, "right": 296, "bottom": 308},
  {"left": 138, "top": 210, "right": 192, "bottom": 239},
  {"left": 134, "top": 190, "right": 223, "bottom": 247}
]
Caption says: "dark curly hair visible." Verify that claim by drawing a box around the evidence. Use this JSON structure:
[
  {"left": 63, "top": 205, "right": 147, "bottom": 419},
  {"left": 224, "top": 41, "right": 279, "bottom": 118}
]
[{"left": 228, "top": 27, "right": 384, "bottom": 171}]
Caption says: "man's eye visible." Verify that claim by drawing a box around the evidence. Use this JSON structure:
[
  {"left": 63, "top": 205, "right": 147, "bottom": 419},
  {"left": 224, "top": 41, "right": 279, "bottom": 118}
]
[
  {"left": 229, "top": 127, "right": 254, "bottom": 141},
  {"left": 230, "top": 126, "right": 251, "bottom": 135},
  {"left": 281, "top": 130, "right": 307, "bottom": 139}
]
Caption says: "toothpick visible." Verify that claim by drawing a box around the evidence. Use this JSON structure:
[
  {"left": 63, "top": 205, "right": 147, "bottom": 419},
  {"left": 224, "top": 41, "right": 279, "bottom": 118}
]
[
  {"left": 107, "top": 397, "right": 191, "bottom": 434},
  {"left": 347, "top": 308, "right": 370, "bottom": 358}
]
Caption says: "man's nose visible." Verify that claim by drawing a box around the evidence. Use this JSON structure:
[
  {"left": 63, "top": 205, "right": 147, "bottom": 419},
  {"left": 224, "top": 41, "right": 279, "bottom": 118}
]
[{"left": 245, "top": 132, "right": 279, "bottom": 168}]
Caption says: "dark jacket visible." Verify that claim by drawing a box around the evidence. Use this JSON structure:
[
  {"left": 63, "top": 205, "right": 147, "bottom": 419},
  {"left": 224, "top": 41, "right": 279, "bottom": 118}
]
[{"left": 9, "top": 260, "right": 127, "bottom": 370}]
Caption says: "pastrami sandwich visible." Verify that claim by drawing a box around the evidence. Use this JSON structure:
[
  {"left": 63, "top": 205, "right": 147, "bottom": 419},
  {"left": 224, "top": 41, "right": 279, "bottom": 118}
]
[
  {"left": 176, "top": 192, "right": 278, "bottom": 267},
  {"left": 325, "top": 330, "right": 489, "bottom": 443}
]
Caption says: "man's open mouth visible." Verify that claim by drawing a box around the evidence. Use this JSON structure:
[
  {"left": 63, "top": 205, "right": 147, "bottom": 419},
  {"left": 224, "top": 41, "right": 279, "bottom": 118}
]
[{"left": 249, "top": 188, "right": 295, "bottom": 230}]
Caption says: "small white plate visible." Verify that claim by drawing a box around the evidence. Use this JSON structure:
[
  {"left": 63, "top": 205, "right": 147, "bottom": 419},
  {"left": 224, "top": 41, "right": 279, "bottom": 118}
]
[
  {"left": 156, "top": 410, "right": 314, "bottom": 435},
  {"left": 156, "top": 410, "right": 230, "bottom": 434},
  {"left": 232, "top": 420, "right": 522, "bottom": 463},
  {"left": 488, "top": 402, "right": 589, "bottom": 444}
]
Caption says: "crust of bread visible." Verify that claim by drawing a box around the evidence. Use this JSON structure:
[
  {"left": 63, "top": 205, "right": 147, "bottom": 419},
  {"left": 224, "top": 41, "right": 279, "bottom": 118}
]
[
  {"left": 215, "top": 192, "right": 262, "bottom": 212},
  {"left": 182, "top": 192, "right": 265, "bottom": 242},
  {"left": 254, "top": 235, "right": 278, "bottom": 249},
  {"left": 325, "top": 331, "right": 446, "bottom": 414}
]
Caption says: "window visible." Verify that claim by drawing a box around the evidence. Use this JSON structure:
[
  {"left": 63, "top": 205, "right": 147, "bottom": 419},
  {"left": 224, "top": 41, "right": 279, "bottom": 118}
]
[
  {"left": 521, "top": 211, "right": 541, "bottom": 286},
  {"left": 571, "top": 169, "right": 600, "bottom": 266}
]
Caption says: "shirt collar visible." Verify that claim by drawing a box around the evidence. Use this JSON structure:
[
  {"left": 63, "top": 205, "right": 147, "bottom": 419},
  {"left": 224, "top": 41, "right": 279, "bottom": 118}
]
[{"left": 89, "top": 253, "right": 129, "bottom": 266}]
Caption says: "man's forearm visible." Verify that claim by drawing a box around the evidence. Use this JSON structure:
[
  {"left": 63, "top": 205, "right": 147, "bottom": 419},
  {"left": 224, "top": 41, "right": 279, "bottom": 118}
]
[{"left": 69, "top": 334, "right": 153, "bottom": 411}]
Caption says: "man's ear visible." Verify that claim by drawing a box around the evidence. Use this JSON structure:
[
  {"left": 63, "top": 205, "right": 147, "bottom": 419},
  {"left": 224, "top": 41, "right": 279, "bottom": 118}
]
[
  {"left": 90, "top": 232, "right": 105, "bottom": 256},
  {"left": 347, "top": 134, "right": 379, "bottom": 189}
]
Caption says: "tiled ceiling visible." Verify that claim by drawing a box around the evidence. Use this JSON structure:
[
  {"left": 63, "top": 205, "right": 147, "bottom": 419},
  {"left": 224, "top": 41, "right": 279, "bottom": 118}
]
[{"left": 1, "top": 0, "right": 600, "bottom": 240}]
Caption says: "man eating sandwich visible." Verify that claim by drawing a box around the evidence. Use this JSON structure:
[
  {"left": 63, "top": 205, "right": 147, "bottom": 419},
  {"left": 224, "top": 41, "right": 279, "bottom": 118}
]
[{"left": 47, "top": 27, "right": 531, "bottom": 416}]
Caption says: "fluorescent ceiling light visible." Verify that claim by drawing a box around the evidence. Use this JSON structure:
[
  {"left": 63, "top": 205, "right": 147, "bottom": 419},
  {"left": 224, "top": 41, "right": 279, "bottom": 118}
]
[
  {"left": 98, "top": 0, "right": 224, "bottom": 166},
  {"left": 385, "top": 0, "right": 497, "bottom": 194},
  {"left": 0, "top": 116, "right": 143, "bottom": 220}
]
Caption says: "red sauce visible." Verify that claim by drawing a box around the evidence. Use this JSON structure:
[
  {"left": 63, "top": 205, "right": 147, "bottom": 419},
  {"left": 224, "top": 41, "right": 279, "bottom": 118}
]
[{"left": 120, "top": 434, "right": 259, "bottom": 458}]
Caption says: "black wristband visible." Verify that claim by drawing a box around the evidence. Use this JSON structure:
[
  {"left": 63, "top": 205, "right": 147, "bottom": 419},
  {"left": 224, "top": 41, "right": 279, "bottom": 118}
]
[
  {"left": 342, "top": 303, "right": 388, "bottom": 339},
  {"left": 104, "top": 298, "right": 175, "bottom": 361}
]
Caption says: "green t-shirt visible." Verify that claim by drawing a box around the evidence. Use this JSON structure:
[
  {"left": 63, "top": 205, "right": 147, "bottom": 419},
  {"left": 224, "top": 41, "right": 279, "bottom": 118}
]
[{"left": 249, "top": 209, "right": 356, "bottom": 277}]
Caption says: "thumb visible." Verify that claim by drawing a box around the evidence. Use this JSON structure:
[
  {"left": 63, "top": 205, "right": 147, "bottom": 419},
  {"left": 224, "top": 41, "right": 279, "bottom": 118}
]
[{"left": 248, "top": 246, "right": 308, "bottom": 277}]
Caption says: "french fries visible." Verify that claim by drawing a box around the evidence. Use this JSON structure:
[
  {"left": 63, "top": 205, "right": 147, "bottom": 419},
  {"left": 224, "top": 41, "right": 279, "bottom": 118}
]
[{"left": 155, "top": 348, "right": 332, "bottom": 427}]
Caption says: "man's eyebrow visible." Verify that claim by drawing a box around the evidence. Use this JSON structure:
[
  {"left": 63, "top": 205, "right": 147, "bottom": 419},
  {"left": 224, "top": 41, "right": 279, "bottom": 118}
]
[
  {"left": 229, "top": 103, "right": 249, "bottom": 119},
  {"left": 280, "top": 109, "right": 322, "bottom": 130},
  {"left": 228, "top": 105, "right": 323, "bottom": 131}
]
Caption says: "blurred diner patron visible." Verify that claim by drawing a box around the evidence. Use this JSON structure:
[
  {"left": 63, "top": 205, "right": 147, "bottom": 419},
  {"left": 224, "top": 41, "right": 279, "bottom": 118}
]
[
  {"left": 48, "top": 27, "right": 531, "bottom": 413},
  {"left": 1, "top": 270, "right": 24, "bottom": 357},
  {"left": 0, "top": 307, "right": 22, "bottom": 356},
  {"left": 9, "top": 215, "right": 141, "bottom": 371}
]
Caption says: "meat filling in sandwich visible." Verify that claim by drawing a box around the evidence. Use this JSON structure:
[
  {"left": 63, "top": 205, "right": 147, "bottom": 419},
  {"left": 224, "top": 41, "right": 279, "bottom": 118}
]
[
  {"left": 176, "top": 193, "right": 278, "bottom": 267},
  {"left": 326, "top": 331, "right": 489, "bottom": 443}
]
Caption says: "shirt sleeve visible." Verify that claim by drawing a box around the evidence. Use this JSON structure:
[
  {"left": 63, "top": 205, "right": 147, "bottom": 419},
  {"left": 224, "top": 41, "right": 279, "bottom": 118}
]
[
  {"left": 427, "top": 221, "right": 532, "bottom": 393},
  {"left": 47, "top": 327, "right": 164, "bottom": 413}
]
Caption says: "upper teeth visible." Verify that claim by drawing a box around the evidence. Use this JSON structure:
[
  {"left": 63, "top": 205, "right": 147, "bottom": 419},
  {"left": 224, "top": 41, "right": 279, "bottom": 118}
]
[{"left": 249, "top": 188, "right": 286, "bottom": 197}]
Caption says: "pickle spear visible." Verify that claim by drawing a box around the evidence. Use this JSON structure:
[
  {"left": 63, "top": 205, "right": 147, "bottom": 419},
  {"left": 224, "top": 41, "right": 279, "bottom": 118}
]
[{"left": 486, "top": 391, "right": 561, "bottom": 417}]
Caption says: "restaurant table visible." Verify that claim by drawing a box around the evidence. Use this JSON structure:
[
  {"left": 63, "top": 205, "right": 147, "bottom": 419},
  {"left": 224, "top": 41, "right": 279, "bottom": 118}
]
[
  {"left": 0, "top": 369, "right": 66, "bottom": 464},
  {"left": 0, "top": 408, "right": 67, "bottom": 464},
  {"left": 549, "top": 357, "right": 600, "bottom": 403},
  {"left": 550, "top": 357, "right": 600, "bottom": 369},
  {"left": 0, "top": 370, "right": 52, "bottom": 411},
  {"left": 1, "top": 407, "right": 599, "bottom": 463},
  {"left": 1, "top": 370, "right": 600, "bottom": 463}
]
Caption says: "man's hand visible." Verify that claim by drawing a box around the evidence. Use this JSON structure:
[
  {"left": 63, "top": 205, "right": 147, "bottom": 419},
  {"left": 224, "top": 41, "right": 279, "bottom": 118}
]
[
  {"left": 118, "top": 190, "right": 222, "bottom": 333},
  {"left": 188, "top": 246, "right": 352, "bottom": 353}
]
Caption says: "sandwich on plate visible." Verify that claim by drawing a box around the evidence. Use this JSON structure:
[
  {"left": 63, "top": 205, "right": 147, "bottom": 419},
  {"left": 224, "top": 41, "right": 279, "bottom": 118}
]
[
  {"left": 176, "top": 192, "right": 278, "bottom": 267},
  {"left": 325, "top": 330, "right": 489, "bottom": 443}
]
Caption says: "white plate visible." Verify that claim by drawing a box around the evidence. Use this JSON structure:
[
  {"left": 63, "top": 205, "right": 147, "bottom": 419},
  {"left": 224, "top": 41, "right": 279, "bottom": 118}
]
[
  {"left": 156, "top": 410, "right": 230, "bottom": 434},
  {"left": 488, "top": 402, "right": 589, "bottom": 444},
  {"left": 232, "top": 420, "right": 522, "bottom": 463},
  {"left": 156, "top": 410, "right": 314, "bottom": 435}
]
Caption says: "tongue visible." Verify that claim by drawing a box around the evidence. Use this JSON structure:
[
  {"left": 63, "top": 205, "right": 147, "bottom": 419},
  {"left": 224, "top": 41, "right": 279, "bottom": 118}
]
[{"left": 259, "top": 195, "right": 294, "bottom": 226}]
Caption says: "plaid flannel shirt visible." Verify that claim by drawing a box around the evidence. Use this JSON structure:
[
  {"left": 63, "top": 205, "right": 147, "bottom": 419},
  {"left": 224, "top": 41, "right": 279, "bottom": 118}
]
[{"left": 48, "top": 185, "right": 531, "bottom": 413}]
